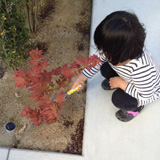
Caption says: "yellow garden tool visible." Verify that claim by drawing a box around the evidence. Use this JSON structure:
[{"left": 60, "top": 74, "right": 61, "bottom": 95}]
[{"left": 51, "top": 84, "right": 82, "bottom": 101}]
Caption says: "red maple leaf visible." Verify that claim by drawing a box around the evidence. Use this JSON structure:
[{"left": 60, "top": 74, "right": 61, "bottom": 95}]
[
  {"left": 60, "top": 78, "right": 71, "bottom": 88},
  {"left": 70, "top": 61, "right": 81, "bottom": 70},
  {"left": 38, "top": 92, "right": 52, "bottom": 106},
  {"left": 75, "top": 55, "right": 100, "bottom": 71},
  {"left": 55, "top": 75, "right": 71, "bottom": 89},
  {"left": 29, "top": 83, "right": 48, "bottom": 101},
  {"left": 29, "top": 57, "right": 39, "bottom": 66},
  {"left": 54, "top": 91, "right": 66, "bottom": 106},
  {"left": 70, "top": 62, "right": 81, "bottom": 74},
  {"left": 42, "top": 103, "right": 57, "bottom": 116},
  {"left": 39, "top": 59, "right": 49, "bottom": 68},
  {"left": 21, "top": 106, "right": 32, "bottom": 118},
  {"left": 41, "top": 102, "right": 60, "bottom": 124},
  {"left": 14, "top": 77, "right": 28, "bottom": 88},
  {"left": 14, "top": 70, "right": 19, "bottom": 76},
  {"left": 13, "top": 69, "right": 28, "bottom": 88},
  {"left": 51, "top": 67, "right": 62, "bottom": 75},
  {"left": 62, "top": 65, "right": 75, "bottom": 79},
  {"left": 88, "top": 55, "right": 101, "bottom": 68},
  {"left": 28, "top": 70, "right": 53, "bottom": 101},
  {"left": 51, "top": 64, "right": 75, "bottom": 78},
  {"left": 28, "top": 65, "right": 42, "bottom": 79},
  {"left": 76, "top": 56, "right": 89, "bottom": 68},
  {"left": 29, "top": 48, "right": 44, "bottom": 59},
  {"left": 21, "top": 106, "right": 44, "bottom": 126},
  {"left": 29, "top": 50, "right": 49, "bottom": 68},
  {"left": 40, "top": 70, "right": 53, "bottom": 85}
]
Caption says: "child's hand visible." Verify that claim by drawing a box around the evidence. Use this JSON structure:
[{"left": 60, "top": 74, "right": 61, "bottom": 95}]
[
  {"left": 109, "top": 77, "right": 128, "bottom": 90},
  {"left": 71, "top": 73, "right": 88, "bottom": 91}
]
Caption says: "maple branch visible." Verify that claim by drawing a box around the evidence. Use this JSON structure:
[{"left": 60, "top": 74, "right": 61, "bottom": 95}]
[{"left": 53, "top": 78, "right": 65, "bottom": 91}]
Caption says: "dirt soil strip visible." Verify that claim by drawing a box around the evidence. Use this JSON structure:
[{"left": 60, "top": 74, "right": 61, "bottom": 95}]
[{"left": 0, "top": 0, "right": 92, "bottom": 155}]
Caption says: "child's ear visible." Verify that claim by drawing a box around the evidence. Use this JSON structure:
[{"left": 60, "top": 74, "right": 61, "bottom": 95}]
[{"left": 103, "top": 52, "right": 108, "bottom": 58}]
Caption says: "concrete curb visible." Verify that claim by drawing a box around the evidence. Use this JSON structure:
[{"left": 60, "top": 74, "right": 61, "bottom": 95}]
[
  {"left": 8, "top": 148, "right": 84, "bottom": 160},
  {"left": 0, "top": 147, "right": 10, "bottom": 160}
]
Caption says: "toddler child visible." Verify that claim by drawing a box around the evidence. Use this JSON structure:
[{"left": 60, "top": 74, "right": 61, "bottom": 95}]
[{"left": 72, "top": 11, "right": 160, "bottom": 122}]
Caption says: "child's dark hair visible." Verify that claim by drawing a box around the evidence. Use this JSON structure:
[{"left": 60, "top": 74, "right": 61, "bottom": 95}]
[{"left": 94, "top": 11, "right": 146, "bottom": 65}]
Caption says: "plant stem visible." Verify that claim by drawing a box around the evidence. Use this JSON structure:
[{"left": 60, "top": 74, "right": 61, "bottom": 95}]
[
  {"left": 2, "top": 44, "right": 7, "bottom": 57},
  {"left": 34, "top": 0, "right": 37, "bottom": 32},
  {"left": 4, "top": 0, "right": 8, "bottom": 14},
  {"left": 52, "top": 77, "right": 65, "bottom": 91},
  {"left": 50, "top": 65, "right": 85, "bottom": 92}
]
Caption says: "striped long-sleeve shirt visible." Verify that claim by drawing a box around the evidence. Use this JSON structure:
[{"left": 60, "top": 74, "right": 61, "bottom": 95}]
[{"left": 82, "top": 51, "right": 160, "bottom": 106}]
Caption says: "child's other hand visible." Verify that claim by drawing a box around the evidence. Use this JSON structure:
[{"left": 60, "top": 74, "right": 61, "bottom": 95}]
[
  {"left": 71, "top": 73, "right": 88, "bottom": 91},
  {"left": 109, "top": 77, "right": 128, "bottom": 90}
]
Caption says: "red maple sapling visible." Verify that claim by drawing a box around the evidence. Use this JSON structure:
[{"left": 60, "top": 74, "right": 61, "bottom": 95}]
[{"left": 13, "top": 48, "right": 100, "bottom": 126}]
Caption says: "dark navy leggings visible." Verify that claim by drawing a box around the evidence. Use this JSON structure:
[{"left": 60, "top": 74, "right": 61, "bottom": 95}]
[{"left": 100, "top": 62, "right": 140, "bottom": 112}]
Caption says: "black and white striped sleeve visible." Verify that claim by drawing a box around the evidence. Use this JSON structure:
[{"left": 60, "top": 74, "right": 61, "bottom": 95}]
[
  {"left": 125, "top": 64, "right": 160, "bottom": 105},
  {"left": 82, "top": 53, "right": 107, "bottom": 78}
]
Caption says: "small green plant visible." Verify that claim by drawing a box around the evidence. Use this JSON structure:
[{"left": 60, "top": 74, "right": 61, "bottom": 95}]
[{"left": 0, "top": 0, "right": 33, "bottom": 69}]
